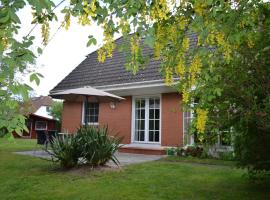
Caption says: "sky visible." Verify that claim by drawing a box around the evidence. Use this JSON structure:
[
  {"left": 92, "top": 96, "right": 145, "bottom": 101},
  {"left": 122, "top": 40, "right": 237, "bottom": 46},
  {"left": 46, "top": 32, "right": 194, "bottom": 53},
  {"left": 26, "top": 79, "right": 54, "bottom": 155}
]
[{"left": 18, "top": 1, "right": 105, "bottom": 96}]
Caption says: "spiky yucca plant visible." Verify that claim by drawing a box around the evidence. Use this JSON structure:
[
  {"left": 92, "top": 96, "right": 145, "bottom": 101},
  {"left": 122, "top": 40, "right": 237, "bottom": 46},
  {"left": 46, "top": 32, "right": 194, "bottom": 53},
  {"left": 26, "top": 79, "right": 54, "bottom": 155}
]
[
  {"left": 77, "top": 126, "right": 123, "bottom": 166},
  {"left": 48, "top": 134, "right": 82, "bottom": 169}
]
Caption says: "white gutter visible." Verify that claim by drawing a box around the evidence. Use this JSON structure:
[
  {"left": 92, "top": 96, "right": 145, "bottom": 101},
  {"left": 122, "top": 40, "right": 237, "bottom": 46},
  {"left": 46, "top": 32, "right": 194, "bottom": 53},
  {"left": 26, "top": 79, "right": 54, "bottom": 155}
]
[{"left": 50, "top": 79, "right": 179, "bottom": 94}]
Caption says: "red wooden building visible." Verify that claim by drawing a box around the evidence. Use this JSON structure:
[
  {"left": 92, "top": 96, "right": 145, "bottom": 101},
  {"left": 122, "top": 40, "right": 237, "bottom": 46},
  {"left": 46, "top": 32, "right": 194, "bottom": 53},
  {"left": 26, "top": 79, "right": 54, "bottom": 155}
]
[
  {"left": 13, "top": 96, "right": 59, "bottom": 139},
  {"left": 22, "top": 114, "right": 58, "bottom": 139}
]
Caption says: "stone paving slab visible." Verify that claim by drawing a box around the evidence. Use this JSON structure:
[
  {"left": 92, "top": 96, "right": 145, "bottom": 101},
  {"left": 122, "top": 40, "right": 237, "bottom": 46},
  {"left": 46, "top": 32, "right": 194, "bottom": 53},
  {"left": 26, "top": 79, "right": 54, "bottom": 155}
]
[{"left": 15, "top": 151, "right": 164, "bottom": 167}]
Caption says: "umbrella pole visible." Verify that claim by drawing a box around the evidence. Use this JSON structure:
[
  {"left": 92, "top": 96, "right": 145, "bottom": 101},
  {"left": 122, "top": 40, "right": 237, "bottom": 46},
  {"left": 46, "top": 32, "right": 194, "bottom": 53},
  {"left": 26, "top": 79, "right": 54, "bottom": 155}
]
[{"left": 84, "top": 95, "right": 88, "bottom": 125}]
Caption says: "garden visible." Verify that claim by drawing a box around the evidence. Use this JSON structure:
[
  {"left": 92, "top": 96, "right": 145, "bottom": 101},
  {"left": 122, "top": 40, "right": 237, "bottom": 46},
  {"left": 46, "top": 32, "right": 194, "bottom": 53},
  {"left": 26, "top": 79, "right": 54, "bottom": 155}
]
[{"left": 1, "top": 136, "right": 270, "bottom": 200}]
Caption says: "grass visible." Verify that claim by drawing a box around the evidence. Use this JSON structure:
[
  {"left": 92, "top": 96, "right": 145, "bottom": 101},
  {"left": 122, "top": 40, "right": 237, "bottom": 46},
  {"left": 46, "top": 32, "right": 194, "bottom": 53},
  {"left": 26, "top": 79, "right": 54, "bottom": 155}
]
[
  {"left": 0, "top": 138, "right": 269, "bottom": 200},
  {"left": 161, "top": 155, "right": 236, "bottom": 166}
]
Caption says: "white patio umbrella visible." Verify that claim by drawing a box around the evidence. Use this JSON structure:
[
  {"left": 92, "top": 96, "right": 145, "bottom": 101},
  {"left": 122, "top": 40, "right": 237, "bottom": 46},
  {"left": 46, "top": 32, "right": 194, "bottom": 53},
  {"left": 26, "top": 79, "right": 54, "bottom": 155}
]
[
  {"left": 50, "top": 86, "right": 124, "bottom": 102},
  {"left": 50, "top": 86, "right": 125, "bottom": 124}
]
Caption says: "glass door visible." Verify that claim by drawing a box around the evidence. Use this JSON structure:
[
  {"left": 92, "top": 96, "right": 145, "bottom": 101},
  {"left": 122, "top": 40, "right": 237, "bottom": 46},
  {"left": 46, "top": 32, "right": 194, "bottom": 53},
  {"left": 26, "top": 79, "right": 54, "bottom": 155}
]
[
  {"left": 134, "top": 98, "right": 146, "bottom": 142},
  {"left": 134, "top": 97, "right": 160, "bottom": 143},
  {"left": 148, "top": 98, "right": 160, "bottom": 142}
]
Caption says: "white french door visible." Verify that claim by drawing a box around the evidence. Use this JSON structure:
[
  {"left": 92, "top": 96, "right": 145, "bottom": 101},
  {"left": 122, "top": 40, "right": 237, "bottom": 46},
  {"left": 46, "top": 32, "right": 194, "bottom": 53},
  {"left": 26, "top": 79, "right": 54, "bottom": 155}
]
[{"left": 133, "top": 96, "right": 161, "bottom": 143}]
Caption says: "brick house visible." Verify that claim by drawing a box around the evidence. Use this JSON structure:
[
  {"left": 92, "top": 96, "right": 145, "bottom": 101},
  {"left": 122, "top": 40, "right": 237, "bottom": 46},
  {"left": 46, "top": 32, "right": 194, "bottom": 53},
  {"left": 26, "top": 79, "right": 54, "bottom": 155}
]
[{"left": 50, "top": 37, "right": 196, "bottom": 154}]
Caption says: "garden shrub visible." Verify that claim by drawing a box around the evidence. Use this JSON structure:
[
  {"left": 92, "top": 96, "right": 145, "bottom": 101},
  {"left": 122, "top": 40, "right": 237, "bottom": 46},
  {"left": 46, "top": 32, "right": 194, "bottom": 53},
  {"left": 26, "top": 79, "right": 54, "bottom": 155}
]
[
  {"left": 234, "top": 127, "right": 270, "bottom": 173},
  {"left": 176, "top": 145, "right": 203, "bottom": 158},
  {"left": 166, "top": 147, "right": 175, "bottom": 155},
  {"left": 0, "top": 128, "right": 8, "bottom": 138},
  {"left": 175, "top": 147, "right": 183, "bottom": 156},
  {"left": 77, "top": 125, "right": 123, "bottom": 166},
  {"left": 218, "top": 151, "right": 235, "bottom": 161},
  {"left": 48, "top": 126, "right": 123, "bottom": 168},
  {"left": 48, "top": 134, "right": 82, "bottom": 169}
]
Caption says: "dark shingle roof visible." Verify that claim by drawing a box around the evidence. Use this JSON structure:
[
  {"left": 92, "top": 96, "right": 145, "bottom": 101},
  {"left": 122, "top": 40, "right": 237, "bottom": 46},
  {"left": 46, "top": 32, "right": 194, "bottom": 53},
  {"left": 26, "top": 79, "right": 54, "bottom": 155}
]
[{"left": 50, "top": 34, "right": 197, "bottom": 92}]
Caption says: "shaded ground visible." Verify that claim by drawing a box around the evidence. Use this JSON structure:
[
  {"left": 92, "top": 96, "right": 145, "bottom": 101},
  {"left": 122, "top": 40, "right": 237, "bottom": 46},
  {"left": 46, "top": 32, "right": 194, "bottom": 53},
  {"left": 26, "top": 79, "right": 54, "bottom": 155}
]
[{"left": 15, "top": 150, "right": 164, "bottom": 166}]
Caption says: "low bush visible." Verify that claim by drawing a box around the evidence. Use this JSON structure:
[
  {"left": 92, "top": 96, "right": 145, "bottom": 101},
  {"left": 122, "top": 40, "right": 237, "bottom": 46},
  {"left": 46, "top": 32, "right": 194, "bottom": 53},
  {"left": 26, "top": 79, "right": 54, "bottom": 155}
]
[
  {"left": 77, "top": 126, "right": 122, "bottom": 166},
  {"left": 48, "top": 134, "right": 82, "bottom": 169},
  {"left": 48, "top": 126, "right": 122, "bottom": 169},
  {"left": 0, "top": 128, "right": 8, "bottom": 138},
  {"left": 176, "top": 145, "right": 204, "bottom": 158},
  {"left": 166, "top": 147, "right": 176, "bottom": 155},
  {"left": 218, "top": 151, "right": 235, "bottom": 161}
]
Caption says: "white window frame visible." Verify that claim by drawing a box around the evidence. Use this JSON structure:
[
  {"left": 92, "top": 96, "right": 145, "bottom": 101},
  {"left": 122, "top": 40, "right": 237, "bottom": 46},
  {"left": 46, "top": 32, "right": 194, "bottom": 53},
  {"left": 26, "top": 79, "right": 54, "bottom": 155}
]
[
  {"left": 81, "top": 102, "right": 99, "bottom": 126},
  {"left": 35, "top": 121, "right": 47, "bottom": 130},
  {"left": 131, "top": 95, "right": 162, "bottom": 144},
  {"left": 183, "top": 110, "right": 195, "bottom": 146}
]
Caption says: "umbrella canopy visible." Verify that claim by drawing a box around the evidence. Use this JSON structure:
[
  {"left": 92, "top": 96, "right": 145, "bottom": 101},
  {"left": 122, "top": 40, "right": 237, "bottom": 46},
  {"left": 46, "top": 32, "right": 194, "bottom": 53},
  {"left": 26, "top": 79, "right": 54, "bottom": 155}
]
[{"left": 50, "top": 86, "right": 124, "bottom": 102}]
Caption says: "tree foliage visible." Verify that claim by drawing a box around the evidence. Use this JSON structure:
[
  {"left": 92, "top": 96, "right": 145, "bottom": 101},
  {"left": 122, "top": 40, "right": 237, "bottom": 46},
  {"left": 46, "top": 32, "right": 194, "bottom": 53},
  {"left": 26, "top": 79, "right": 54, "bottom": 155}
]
[
  {"left": 48, "top": 100, "right": 63, "bottom": 122},
  {"left": 0, "top": 0, "right": 55, "bottom": 135},
  {"left": 1, "top": 0, "right": 270, "bottom": 173}
]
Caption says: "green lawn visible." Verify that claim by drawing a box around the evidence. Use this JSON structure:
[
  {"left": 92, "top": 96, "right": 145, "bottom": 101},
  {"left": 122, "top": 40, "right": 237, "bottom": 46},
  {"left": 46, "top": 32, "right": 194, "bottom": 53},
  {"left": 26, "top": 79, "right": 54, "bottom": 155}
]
[
  {"left": 0, "top": 139, "right": 269, "bottom": 200},
  {"left": 160, "top": 155, "right": 236, "bottom": 166}
]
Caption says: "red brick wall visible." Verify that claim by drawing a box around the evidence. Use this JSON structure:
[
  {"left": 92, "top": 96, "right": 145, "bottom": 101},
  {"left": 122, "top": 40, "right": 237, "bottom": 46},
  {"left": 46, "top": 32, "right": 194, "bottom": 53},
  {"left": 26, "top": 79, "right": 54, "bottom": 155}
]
[
  {"left": 99, "top": 96, "right": 132, "bottom": 144},
  {"left": 61, "top": 101, "right": 82, "bottom": 133},
  {"left": 61, "top": 93, "right": 183, "bottom": 147},
  {"left": 161, "top": 93, "right": 183, "bottom": 147}
]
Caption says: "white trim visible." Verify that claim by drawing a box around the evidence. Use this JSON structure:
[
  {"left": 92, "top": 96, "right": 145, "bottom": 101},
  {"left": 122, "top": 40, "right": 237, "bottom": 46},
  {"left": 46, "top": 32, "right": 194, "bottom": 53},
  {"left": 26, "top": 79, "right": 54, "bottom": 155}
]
[
  {"left": 98, "top": 81, "right": 178, "bottom": 92},
  {"left": 122, "top": 143, "right": 162, "bottom": 149},
  {"left": 190, "top": 110, "right": 195, "bottom": 145},
  {"left": 131, "top": 96, "right": 135, "bottom": 143},
  {"left": 96, "top": 80, "right": 165, "bottom": 89},
  {"left": 50, "top": 80, "right": 162, "bottom": 94},
  {"left": 183, "top": 110, "right": 195, "bottom": 145},
  {"left": 131, "top": 94, "right": 162, "bottom": 144},
  {"left": 182, "top": 111, "right": 185, "bottom": 146},
  {"left": 145, "top": 98, "right": 149, "bottom": 142},
  {"left": 99, "top": 83, "right": 166, "bottom": 92},
  {"left": 50, "top": 79, "right": 179, "bottom": 94},
  {"left": 160, "top": 94, "right": 162, "bottom": 145}
]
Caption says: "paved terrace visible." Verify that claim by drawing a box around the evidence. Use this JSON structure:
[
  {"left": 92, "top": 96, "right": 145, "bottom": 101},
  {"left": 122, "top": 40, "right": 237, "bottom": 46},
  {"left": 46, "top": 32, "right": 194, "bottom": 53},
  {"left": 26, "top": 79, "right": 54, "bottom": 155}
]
[{"left": 15, "top": 151, "right": 164, "bottom": 167}]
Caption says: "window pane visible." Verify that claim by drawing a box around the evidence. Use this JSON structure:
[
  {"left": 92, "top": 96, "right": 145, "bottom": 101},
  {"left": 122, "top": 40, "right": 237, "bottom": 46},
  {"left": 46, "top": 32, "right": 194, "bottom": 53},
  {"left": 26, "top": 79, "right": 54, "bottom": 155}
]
[
  {"left": 136, "top": 100, "right": 140, "bottom": 108},
  {"left": 149, "top": 99, "right": 154, "bottom": 108},
  {"left": 140, "top": 99, "right": 145, "bottom": 108},
  {"left": 141, "top": 120, "right": 145, "bottom": 130},
  {"left": 154, "top": 131, "right": 159, "bottom": 142},
  {"left": 135, "top": 109, "right": 139, "bottom": 119},
  {"left": 35, "top": 121, "right": 47, "bottom": 130},
  {"left": 149, "top": 131, "right": 154, "bottom": 142},
  {"left": 135, "top": 130, "right": 140, "bottom": 141},
  {"left": 155, "top": 99, "right": 160, "bottom": 106},
  {"left": 135, "top": 120, "right": 139, "bottom": 130},
  {"left": 140, "top": 110, "right": 145, "bottom": 119},
  {"left": 140, "top": 131, "right": 145, "bottom": 141},
  {"left": 155, "top": 120, "right": 159, "bottom": 130},
  {"left": 184, "top": 111, "right": 191, "bottom": 118},
  {"left": 85, "top": 102, "right": 99, "bottom": 123},
  {"left": 94, "top": 116, "right": 98, "bottom": 123},
  {"left": 155, "top": 109, "right": 159, "bottom": 119},
  {"left": 149, "top": 120, "right": 154, "bottom": 130},
  {"left": 89, "top": 116, "right": 94, "bottom": 122},
  {"left": 149, "top": 109, "right": 154, "bottom": 119}
]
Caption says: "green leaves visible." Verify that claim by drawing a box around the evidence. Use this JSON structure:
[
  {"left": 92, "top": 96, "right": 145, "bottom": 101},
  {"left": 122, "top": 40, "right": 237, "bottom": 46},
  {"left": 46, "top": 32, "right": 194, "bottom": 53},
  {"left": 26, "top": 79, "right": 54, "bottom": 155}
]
[
  {"left": 86, "top": 35, "right": 97, "bottom": 47},
  {"left": 0, "top": 0, "right": 57, "bottom": 136},
  {"left": 30, "top": 73, "right": 43, "bottom": 86},
  {"left": 49, "top": 126, "right": 122, "bottom": 168},
  {"left": 0, "top": 8, "right": 11, "bottom": 24},
  {"left": 48, "top": 101, "right": 63, "bottom": 121},
  {"left": 37, "top": 47, "right": 43, "bottom": 55}
]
